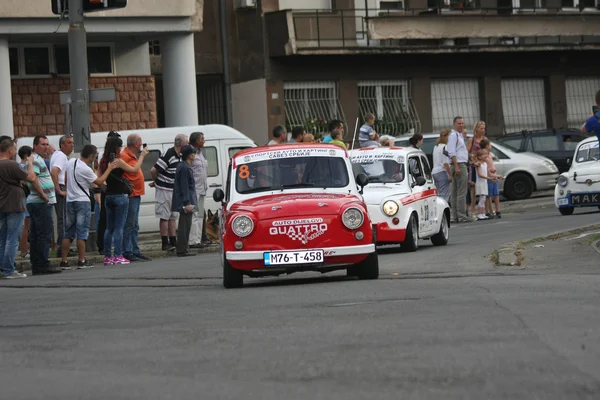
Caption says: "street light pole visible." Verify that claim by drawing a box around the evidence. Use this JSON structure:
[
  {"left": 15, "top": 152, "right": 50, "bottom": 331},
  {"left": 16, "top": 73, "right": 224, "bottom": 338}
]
[{"left": 67, "top": 0, "right": 91, "bottom": 152}]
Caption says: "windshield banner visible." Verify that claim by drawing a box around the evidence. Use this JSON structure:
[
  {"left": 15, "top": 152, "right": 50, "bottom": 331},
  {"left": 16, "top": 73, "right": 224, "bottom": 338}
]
[
  {"left": 235, "top": 147, "right": 346, "bottom": 167},
  {"left": 579, "top": 141, "right": 600, "bottom": 151},
  {"left": 349, "top": 152, "right": 404, "bottom": 164}
]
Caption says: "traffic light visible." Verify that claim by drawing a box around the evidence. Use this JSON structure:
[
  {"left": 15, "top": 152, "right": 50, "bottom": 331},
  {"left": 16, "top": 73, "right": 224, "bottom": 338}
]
[{"left": 52, "top": 0, "right": 127, "bottom": 15}]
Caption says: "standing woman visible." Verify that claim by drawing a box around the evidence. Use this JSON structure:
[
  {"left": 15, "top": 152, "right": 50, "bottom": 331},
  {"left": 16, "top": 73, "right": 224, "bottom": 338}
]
[
  {"left": 97, "top": 137, "right": 148, "bottom": 265},
  {"left": 467, "top": 121, "right": 487, "bottom": 216},
  {"left": 408, "top": 133, "right": 424, "bottom": 149},
  {"left": 432, "top": 129, "right": 452, "bottom": 203}
]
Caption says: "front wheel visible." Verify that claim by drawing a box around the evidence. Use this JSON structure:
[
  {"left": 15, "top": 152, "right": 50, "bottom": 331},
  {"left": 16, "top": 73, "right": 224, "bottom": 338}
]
[
  {"left": 223, "top": 258, "right": 243, "bottom": 289},
  {"left": 559, "top": 207, "right": 574, "bottom": 216},
  {"left": 355, "top": 252, "right": 379, "bottom": 280},
  {"left": 504, "top": 173, "right": 534, "bottom": 200},
  {"left": 401, "top": 214, "right": 419, "bottom": 252},
  {"left": 431, "top": 212, "right": 449, "bottom": 246}
]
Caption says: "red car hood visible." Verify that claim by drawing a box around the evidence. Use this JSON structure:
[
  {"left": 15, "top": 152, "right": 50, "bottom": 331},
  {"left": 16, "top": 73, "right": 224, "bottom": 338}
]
[{"left": 230, "top": 193, "right": 363, "bottom": 219}]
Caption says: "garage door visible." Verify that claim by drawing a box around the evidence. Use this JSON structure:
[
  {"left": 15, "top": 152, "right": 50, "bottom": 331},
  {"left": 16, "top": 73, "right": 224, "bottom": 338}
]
[
  {"left": 565, "top": 77, "right": 600, "bottom": 128},
  {"left": 431, "top": 79, "right": 480, "bottom": 133},
  {"left": 501, "top": 78, "right": 546, "bottom": 133}
]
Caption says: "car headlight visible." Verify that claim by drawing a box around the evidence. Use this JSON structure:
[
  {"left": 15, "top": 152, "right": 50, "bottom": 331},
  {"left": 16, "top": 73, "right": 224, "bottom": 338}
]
[
  {"left": 544, "top": 160, "right": 558, "bottom": 172},
  {"left": 382, "top": 200, "right": 399, "bottom": 216},
  {"left": 557, "top": 175, "right": 568, "bottom": 187},
  {"left": 231, "top": 215, "right": 254, "bottom": 237},
  {"left": 342, "top": 207, "right": 364, "bottom": 230}
]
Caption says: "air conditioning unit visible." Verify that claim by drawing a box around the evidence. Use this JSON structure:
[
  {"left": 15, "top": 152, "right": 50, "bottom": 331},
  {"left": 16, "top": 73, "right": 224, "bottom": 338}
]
[{"left": 235, "top": 0, "right": 257, "bottom": 9}]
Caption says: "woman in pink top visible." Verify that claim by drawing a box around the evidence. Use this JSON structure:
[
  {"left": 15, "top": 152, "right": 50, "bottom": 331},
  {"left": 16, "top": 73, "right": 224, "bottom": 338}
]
[{"left": 467, "top": 121, "right": 487, "bottom": 216}]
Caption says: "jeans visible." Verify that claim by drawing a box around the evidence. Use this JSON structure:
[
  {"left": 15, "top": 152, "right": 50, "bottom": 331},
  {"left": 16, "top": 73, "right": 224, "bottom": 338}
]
[
  {"left": 0, "top": 212, "right": 25, "bottom": 276},
  {"left": 55, "top": 187, "right": 66, "bottom": 257},
  {"left": 433, "top": 171, "right": 451, "bottom": 204},
  {"left": 27, "top": 202, "right": 54, "bottom": 271},
  {"left": 64, "top": 201, "right": 92, "bottom": 241},
  {"left": 450, "top": 163, "right": 469, "bottom": 222},
  {"left": 123, "top": 196, "right": 141, "bottom": 257},
  {"left": 177, "top": 211, "right": 193, "bottom": 255},
  {"left": 104, "top": 194, "right": 129, "bottom": 257}
]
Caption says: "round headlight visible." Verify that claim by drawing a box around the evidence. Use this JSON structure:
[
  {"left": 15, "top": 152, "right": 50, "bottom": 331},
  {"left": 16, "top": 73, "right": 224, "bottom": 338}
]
[
  {"left": 231, "top": 215, "right": 254, "bottom": 237},
  {"left": 557, "top": 175, "right": 568, "bottom": 187},
  {"left": 382, "top": 200, "right": 399, "bottom": 216},
  {"left": 342, "top": 207, "right": 364, "bottom": 230}
]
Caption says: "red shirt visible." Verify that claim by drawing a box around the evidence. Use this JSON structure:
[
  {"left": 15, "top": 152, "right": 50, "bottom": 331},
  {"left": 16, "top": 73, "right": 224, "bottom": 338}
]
[{"left": 121, "top": 147, "right": 145, "bottom": 197}]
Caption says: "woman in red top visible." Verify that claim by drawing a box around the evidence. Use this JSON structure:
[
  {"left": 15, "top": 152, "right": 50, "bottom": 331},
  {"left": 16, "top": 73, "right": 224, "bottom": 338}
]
[{"left": 467, "top": 121, "right": 487, "bottom": 216}]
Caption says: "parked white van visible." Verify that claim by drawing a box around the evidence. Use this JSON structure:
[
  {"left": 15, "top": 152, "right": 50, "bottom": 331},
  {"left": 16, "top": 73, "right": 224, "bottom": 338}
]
[{"left": 15, "top": 125, "right": 257, "bottom": 233}]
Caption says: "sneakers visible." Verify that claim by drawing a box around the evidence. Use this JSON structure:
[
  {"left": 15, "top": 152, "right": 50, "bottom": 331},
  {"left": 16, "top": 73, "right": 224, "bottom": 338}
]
[
  {"left": 135, "top": 253, "right": 152, "bottom": 261},
  {"left": 496, "top": 212, "right": 502, "bottom": 218},
  {"left": 113, "top": 256, "right": 130, "bottom": 265},
  {"left": 77, "top": 259, "right": 94, "bottom": 269},
  {"left": 477, "top": 214, "right": 489, "bottom": 220},
  {"left": 162, "top": 243, "right": 175, "bottom": 251},
  {"left": 60, "top": 261, "right": 72, "bottom": 270},
  {"left": 1, "top": 272, "right": 27, "bottom": 279},
  {"left": 104, "top": 256, "right": 114, "bottom": 266}
]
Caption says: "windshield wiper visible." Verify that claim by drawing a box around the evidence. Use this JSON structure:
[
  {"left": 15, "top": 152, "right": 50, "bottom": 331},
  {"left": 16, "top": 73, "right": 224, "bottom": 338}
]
[
  {"left": 241, "top": 186, "right": 276, "bottom": 194},
  {"left": 280, "top": 183, "right": 315, "bottom": 191}
]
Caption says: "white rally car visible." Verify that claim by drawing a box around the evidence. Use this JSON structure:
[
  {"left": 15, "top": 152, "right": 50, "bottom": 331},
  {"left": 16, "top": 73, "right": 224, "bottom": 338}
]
[
  {"left": 349, "top": 147, "right": 450, "bottom": 251},
  {"left": 555, "top": 137, "right": 600, "bottom": 215}
]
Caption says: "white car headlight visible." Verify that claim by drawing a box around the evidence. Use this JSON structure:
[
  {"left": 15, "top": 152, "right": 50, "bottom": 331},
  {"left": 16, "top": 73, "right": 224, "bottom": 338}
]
[
  {"left": 342, "top": 207, "right": 364, "bottom": 230},
  {"left": 557, "top": 175, "right": 568, "bottom": 187},
  {"left": 544, "top": 160, "right": 558, "bottom": 172},
  {"left": 382, "top": 200, "right": 399, "bottom": 216},
  {"left": 231, "top": 215, "right": 254, "bottom": 237}
]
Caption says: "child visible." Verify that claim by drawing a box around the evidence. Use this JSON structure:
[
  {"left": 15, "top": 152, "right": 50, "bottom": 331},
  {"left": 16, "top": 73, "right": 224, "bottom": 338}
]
[
  {"left": 329, "top": 129, "right": 347, "bottom": 150},
  {"left": 475, "top": 149, "right": 496, "bottom": 220},
  {"left": 480, "top": 140, "right": 503, "bottom": 218}
]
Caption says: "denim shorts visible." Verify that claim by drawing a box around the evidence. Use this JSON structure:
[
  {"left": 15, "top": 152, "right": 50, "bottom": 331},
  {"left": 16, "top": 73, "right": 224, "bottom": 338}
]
[
  {"left": 64, "top": 201, "right": 92, "bottom": 240},
  {"left": 487, "top": 180, "right": 500, "bottom": 197}
]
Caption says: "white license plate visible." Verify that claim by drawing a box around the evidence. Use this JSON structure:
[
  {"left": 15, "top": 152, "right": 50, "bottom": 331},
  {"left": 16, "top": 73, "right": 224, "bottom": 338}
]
[
  {"left": 557, "top": 198, "right": 569, "bottom": 206},
  {"left": 263, "top": 250, "right": 324, "bottom": 266}
]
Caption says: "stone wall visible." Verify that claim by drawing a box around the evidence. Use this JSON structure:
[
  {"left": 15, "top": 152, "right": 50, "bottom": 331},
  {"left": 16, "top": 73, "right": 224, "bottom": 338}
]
[{"left": 11, "top": 76, "right": 158, "bottom": 138}]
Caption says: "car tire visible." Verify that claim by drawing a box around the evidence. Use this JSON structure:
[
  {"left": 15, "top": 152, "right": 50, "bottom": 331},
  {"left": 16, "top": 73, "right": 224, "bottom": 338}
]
[
  {"left": 559, "top": 207, "right": 574, "bottom": 216},
  {"left": 346, "top": 265, "right": 359, "bottom": 277},
  {"left": 504, "top": 172, "right": 534, "bottom": 200},
  {"left": 401, "top": 213, "right": 419, "bottom": 252},
  {"left": 355, "top": 252, "right": 379, "bottom": 280},
  {"left": 431, "top": 212, "right": 449, "bottom": 246},
  {"left": 223, "top": 258, "right": 243, "bottom": 289}
]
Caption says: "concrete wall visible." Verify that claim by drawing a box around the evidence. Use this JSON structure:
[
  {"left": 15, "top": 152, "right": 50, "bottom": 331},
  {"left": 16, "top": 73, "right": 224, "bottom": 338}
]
[
  {"left": 232, "top": 79, "right": 269, "bottom": 144},
  {"left": 114, "top": 41, "right": 151, "bottom": 76}
]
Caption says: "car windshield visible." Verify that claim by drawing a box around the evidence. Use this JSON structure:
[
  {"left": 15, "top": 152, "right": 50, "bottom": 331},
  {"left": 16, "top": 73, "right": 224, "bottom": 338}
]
[
  {"left": 575, "top": 141, "right": 600, "bottom": 163},
  {"left": 235, "top": 156, "right": 350, "bottom": 194},
  {"left": 350, "top": 157, "right": 405, "bottom": 183}
]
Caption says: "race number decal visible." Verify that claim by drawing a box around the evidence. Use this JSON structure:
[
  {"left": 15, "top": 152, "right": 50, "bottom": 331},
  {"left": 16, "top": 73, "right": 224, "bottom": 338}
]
[{"left": 238, "top": 165, "right": 250, "bottom": 179}]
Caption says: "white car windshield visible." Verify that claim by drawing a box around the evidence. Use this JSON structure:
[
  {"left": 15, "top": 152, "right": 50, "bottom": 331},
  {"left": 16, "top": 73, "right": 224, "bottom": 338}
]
[
  {"left": 575, "top": 141, "right": 599, "bottom": 163},
  {"left": 235, "top": 156, "right": 350, "bottom": 194},
  {"left": 351, "top": 159, "right": 405, "bottom": 183}
]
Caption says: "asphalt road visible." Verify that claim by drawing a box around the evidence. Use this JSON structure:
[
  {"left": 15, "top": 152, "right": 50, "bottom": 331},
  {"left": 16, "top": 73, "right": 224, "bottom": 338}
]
[{"left": 1, "top": 208, "right": 600, "bottom": 399}]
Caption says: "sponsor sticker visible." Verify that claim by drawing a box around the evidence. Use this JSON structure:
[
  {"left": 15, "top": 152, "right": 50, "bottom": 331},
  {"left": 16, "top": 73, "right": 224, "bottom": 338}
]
[
  {"left": 349, "top": 152, "right": 403, "bottom": 164},
  {"left": 269, "top": 218, "right": 328, "bottom": 244},
  {"left": 235, "top": 148, "right": 345, "bottom": 166}
]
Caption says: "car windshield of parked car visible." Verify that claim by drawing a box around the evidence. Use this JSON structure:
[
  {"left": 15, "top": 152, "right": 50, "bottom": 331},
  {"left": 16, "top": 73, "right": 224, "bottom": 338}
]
[
  {"left": 575, "top": 141, "right": 600, "bottom": 163},
  {"left": 350, "top": 156, "right": 405, "bottom": 184},
  {"left": 235, "top": 156, "right": 350, "bottom": 194}
]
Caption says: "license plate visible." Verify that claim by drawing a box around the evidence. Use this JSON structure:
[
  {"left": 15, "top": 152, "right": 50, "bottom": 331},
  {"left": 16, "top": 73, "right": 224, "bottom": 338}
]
[
  {"left": 570, "top": 193, "right": 600, "bottom": 205},
  {"left": 557, "top": 198, "right": 569, "bottom": 206},
  {"left": 263, "top": 250, "right": 324, "bottom": 266}
]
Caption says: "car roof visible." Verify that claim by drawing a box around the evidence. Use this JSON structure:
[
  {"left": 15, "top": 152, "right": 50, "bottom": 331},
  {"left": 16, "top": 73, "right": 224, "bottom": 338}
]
[
  {"left": 578, "top": 136, "right": 600, "bottom": 147},
  {"left": 234, "top": 143, "right": 348, "bottom": 158},
  {"left": 348, "top": 146, "right": 418, "bottom": 157},
  {"left": 502, "top": 128, "right": 581, "bottom": 137}
]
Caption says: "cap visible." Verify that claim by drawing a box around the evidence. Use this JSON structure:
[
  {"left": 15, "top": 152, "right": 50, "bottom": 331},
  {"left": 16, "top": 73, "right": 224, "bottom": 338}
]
[
  {"left": 181, "top": 145, "right": 195, "bottom": 159},
  {"left": 107, "top": 130, "right": 121, "bottom": 138}
]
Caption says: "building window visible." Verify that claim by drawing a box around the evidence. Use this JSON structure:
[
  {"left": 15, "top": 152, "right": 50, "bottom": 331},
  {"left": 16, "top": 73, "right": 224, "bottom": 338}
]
[
  {"left": 284, "top": 81, "right": 345, "bottom": 137},
  {"left": 9, "top": 48, "right": 19, "bottom": 76},
  {"left": 501, "top": 78, "right": 547, "bottom": 133},
  {"left": 565, "top": 77, "right": 600, "bottom": 128},
  {"left": 53, "top": 45, "right": 114, "bottom": 75},
  {"left": 358, "top": 80, "right": 421, "bottom": 135},
  {"left": 149, "top": 40, "right": 161, "bottom": 56},
  {"left": 430, "top": 79, "right": 480, "bottom": 133},
  {"left": 23, "top": 47, "right": 50, "bottom": 76}
]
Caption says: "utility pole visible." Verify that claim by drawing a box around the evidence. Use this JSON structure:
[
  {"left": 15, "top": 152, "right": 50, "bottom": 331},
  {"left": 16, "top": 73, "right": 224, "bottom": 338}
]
[{"left": 67, "top": 0, "right": 91, "bottom": 152}]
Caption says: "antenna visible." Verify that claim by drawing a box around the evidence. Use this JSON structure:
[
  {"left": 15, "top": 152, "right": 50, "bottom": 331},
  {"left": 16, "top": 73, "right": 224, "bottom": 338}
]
[{"left": 350, "top": 117, "right": 359, "bottom": 151}]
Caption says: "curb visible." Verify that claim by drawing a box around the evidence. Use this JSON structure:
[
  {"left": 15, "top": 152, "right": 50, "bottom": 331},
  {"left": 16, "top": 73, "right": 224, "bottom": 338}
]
[
  {"left": 592, "top": 239, "right": 600, "bottom": 257},
  {"left": 492, "top": 223, "right": 600, "bottom": 267},
  {"left": 502, "top": 198, "right": 555, "bottom": 213}
]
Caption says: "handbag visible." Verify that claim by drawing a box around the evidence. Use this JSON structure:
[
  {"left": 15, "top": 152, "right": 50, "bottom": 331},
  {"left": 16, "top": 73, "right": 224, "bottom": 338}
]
[
  {"left": 74, "top": 160, "right": 96, "bottom": 212},
  {"left": 108, "top": 171, "right": 133, "bottom": 195}
]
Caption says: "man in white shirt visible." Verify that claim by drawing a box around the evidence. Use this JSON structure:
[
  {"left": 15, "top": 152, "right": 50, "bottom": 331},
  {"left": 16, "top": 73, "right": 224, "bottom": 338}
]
[
  {"left": 50, "top": 135, "right": 74, "bottom": 258},
  {"left": 59, "top": 145, "right": 116, "bottom": 270},
  {"left": 446, "top": 116, "right": 475, "bottom": 223},
  {"left": 268, "top": 125, "right": 287, "bottom": 145}
]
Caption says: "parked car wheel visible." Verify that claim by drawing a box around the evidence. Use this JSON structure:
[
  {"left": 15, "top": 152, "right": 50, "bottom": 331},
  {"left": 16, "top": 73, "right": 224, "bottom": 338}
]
[
  {"left": 401, "top": 213, "right": 419, "bottom": 252},
  {"left": 559, "top": 207, "right": 574, "bottom": 216},
  {"left": 504, "top": 172, "right": 534, "bottom": 200},
  {"left": 431, "top": 212, "right": 449, "bottom": 246},
  {"left": 355, "top": 252, "right": 379, "bottom": 280},
  {"left": 223, "top": 257, "right": 243, "bottom": 289}
]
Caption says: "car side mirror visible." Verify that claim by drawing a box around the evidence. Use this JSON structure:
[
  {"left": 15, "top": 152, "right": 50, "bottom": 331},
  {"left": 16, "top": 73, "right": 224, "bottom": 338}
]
[
  {"left": 356, "top": 173, "right": 369, "bottom": 194},
  {"left": 412, "top": 176, "right": 426, "bottom": 187},
  {"left": 213, "top": 188, "right": 225, "bottom": 203}
]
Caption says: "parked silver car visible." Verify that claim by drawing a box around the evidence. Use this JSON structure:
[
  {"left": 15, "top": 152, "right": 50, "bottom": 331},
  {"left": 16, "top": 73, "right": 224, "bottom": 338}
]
[{"left": 393, "top": 133, "right": 559, "bottom": 200}]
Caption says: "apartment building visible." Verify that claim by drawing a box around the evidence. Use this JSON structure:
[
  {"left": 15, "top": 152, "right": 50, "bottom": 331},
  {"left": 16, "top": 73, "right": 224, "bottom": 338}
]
[
  {"left": 0, "top": 0, "right": 203, "bottom": 138},
  {"left": 204, "top": 0, "right": 600, "bottom": 143}
]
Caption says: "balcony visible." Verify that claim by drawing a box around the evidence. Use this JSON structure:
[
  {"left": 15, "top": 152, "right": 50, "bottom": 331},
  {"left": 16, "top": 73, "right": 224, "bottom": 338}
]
[{"left": 264, "top": 3, "right": 600, "bottom": 56}]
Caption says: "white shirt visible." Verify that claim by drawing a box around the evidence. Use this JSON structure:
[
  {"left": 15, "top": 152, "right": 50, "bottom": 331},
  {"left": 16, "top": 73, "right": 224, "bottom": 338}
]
[
  {"left": 50, "top": 150, "right": 69, "bottom": 185},
  {"left": 65, "top": 158, "right": 97, "bottom": 202},
  {"left": 432, "top": 143, "right": 451, "bottom": 175},
  {"left": 446, "top": 130, "right": 469, "bottom": 164}
]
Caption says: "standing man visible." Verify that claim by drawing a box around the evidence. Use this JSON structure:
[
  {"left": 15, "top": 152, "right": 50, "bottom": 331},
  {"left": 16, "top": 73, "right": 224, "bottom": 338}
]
[
  {"left": 323, "top": 120, "right": 344, "bottom": 143},
  {"left": 188, "top": 132, "right": 208, "bottom": 249},
  {"left": 150, "top": 134, "right": 188, "bottom": 251},
  {"left": 359, "top": 113, "right": 378, "bottom": 148},
  {"left": 27, "top": 135, "right": 62, "bottom": 275},
  {"left": 0, "top": 139, "right": 36, "bottom": 279},
  {"left": 581, "top": 89, "right": 600, "bottom": 143},
  {"left": 447, "top": 116, "right": 476, "bottom": 223},
  {"left": 172, "top": 145, "right": 197, "bottom": 257},
  {"left": 59, "top": 145, "right": 116, "bottom": 270},
  {"left": 288, "top": 127, "right": 305, "bottom": 143},
  {"left": 50, "top": 135, "right": 74, "bottom": 259},
  {"left": 268, "top": 125, "right": 287, "bottom": 145},
  {"left": 121, "top": 134, "right": 152, "bottom": 262}
]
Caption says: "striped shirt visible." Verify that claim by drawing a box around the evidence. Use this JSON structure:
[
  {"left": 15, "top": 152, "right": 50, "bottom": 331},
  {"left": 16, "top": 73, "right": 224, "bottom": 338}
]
[
  {"left": 154, "top": 147, "right": 181, "bottom": 191},
  {"left": 27, "top": 153, "right": 57, "bottom": 205},
  {"left": 359, "top": 123, "right": 375, "bottom": 147}
]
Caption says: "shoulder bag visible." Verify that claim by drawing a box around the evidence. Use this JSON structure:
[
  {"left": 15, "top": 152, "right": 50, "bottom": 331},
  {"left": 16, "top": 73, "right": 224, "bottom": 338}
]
[{"left": 74, "top": 160, "right": 96, "bottom": 212}]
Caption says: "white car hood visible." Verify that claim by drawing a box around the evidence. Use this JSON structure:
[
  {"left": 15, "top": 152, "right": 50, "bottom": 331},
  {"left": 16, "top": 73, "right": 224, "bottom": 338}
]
[{"left": 362, "top": 185, "right": 409, "bottom": 205}]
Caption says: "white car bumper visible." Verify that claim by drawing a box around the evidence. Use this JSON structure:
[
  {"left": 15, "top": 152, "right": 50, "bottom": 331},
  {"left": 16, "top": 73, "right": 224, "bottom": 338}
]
[{"left": 226, "top": 244, "right": 376, "bottom": 261}]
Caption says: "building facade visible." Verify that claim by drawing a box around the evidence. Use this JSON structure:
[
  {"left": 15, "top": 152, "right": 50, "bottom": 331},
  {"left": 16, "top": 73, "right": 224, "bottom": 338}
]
[
  {"left": 0, "top": 0, "right": 203, "bottom": 138},
  {"left": 208, "top": 0, "right": 600, "bottom": 143}
]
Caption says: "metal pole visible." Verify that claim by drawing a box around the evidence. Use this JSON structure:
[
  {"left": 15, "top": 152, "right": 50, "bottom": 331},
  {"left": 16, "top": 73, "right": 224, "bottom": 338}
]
[
  {"left": 219, "top": 0, "right": 233, "bottom": 126},
  {"left": 68, "top": 0, "right": 91, "bottom": 152}
]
